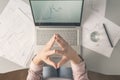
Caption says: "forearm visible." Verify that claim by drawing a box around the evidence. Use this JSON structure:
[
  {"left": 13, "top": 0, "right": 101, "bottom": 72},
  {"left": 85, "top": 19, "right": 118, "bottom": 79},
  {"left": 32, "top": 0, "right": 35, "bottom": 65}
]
[
  {"left": 71, "top": 61, "right": 89, "bottom": 80},
  {"left": 70, "top": 54, "right": 83, "bottom": 64},
  {"left": 33, "top": 55, "right": 44, "bottom": 65},
  {"left": 71, "top": 55, "right": 89, "bottom": 80},
  {"left": 27, "top": 61, "right": 43, "bottom": 80}
]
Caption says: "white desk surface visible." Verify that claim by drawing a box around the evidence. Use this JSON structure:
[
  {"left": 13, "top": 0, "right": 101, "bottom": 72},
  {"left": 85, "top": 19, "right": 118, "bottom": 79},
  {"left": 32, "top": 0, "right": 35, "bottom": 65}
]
[
  {"left": 0, "top": 0, "right": 120, "bottom": 74},
  {"left": 0, "top": 57, "right": 23, "bottom": 73}
]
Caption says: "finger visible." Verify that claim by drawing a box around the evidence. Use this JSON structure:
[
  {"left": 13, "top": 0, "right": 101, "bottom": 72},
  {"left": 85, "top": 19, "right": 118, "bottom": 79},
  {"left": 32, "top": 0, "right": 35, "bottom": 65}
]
[
  {"left": 55, "top": 38, "right": 64, "bottom": 49},
  {"left": 55, "top": 34, "right": 65, "bottom": 41},
  {"left": 55, "top": 50, "right": 64, "bottom": 56},
  {"left": 45, "top": 58, "right": 57, "bottom": 69},
  {"left": 47, "top": 50, "right": 56, "bottom": 56},
  {"left": 46, "top": 34, "right": 55, "bottom": 49},
  {"left": 55, "top": 34, "right": 66, "bottom": 49},
  {"left": 57, "top": 56, "right": 69, "bottom": 68},
  {"left": 56, "top": 34, "right": 68, "bottom": 44}
]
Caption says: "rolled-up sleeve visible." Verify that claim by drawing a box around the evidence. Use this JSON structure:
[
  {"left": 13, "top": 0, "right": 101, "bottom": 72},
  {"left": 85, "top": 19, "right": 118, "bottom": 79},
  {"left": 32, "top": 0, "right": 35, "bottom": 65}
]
[
  {"left": 26, "top": 62, "right": 43, "bottom": 80},
  {"left": 71, "top": 61, "right": 89, "bottom": 80}
]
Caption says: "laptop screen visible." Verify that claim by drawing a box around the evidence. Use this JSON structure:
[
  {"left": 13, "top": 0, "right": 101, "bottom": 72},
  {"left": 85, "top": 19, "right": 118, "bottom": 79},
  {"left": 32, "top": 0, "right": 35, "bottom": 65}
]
[{"left": 29, "top": 0, "right": 84, "bottom": 26}]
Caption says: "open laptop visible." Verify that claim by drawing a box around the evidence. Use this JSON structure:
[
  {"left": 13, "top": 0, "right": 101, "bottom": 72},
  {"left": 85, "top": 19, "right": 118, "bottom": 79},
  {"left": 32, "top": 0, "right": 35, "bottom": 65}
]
[{"left": 29, "top": 0, "right": 84, "bottom": 62}]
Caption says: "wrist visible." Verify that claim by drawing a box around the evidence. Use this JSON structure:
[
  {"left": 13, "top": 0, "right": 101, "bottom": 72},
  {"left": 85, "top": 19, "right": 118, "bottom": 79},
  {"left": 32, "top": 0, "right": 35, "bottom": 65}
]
[
  {"left": 70, "top": 54, "right": 82, "bottom": 64},
  {"left": 33, "top": 56, "right": 43, "bottom": 65}
]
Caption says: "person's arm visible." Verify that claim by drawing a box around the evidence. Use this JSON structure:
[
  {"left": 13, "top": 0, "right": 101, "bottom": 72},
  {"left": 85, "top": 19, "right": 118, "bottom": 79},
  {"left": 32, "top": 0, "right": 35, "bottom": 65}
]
[
  {"left": 26, "top": 61, "right": 43, "bottom": 80},
  {"left": 71, "top": 55, "right": 89, "bottom": 80},
  {"left": 55, "top": 34, "right": 89, "bottom": 80},
  {"left": 27, "top": 56, "right": 44, "bottom": 80},
  {"left": 27, "top": 35, "right": 57, "bottom": 80}
]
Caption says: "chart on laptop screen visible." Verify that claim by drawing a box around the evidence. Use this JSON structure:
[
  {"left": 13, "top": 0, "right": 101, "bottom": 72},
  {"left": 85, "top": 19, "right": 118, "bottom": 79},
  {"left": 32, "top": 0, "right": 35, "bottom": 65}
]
[{"left": 30, "top": 0, "right": 84, "bottom": 26}]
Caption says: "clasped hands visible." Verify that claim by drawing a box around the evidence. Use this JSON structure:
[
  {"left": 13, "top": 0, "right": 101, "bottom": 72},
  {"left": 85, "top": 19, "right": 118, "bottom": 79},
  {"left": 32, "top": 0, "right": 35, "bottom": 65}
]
[{"left": 33, "top": 34, "right": 81, "bottom": 69}]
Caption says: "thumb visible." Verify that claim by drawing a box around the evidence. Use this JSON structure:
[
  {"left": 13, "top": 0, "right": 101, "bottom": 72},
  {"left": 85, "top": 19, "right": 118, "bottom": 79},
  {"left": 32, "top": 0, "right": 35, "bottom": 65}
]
[
  {"left": 57, "top": 56, "right": 69, "bottom": 69},
  {"left": 47, "top": 50, "right": 56, "bottom": 56},
  {"left": 55, "top": 50, "right": 64, "bottom": 56},
  {"left": 45, "top": 58, "right": 57, "bottom": 69}
]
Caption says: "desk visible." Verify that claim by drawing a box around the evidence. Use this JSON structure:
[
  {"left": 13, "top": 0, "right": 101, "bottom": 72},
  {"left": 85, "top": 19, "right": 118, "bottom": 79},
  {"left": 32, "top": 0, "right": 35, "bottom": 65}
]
[{"left": 0, "top": 0, "right": 120, "bottom": 74}]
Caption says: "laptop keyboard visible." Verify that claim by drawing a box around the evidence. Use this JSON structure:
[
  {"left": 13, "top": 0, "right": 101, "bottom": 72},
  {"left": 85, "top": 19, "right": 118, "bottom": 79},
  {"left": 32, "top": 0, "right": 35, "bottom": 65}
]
[{"left": 36, "top": 29, "right": 78, "bottom": 46}]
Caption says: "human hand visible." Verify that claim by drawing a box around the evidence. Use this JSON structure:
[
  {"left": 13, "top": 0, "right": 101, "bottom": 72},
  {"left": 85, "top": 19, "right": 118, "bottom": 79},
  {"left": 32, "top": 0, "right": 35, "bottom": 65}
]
[
  {"left": 33, "top": 34, "right": 82, "bottom": 69},
  {"left": 33, "top": 34, "right": 57, "bottom": 69},
  {"left": 55, "top": 34, "right": 82, "bottom": 68}
]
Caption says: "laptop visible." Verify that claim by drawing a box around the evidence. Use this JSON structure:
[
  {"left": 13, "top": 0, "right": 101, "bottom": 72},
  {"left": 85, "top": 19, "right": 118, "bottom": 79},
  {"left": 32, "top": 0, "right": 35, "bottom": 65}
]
[{"left": 29, "top": 0, "right": 84, "bottom": 63}]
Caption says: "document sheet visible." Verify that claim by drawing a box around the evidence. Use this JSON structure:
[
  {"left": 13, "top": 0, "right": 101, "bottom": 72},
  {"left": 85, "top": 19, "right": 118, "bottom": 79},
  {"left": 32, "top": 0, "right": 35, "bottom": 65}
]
[
  {"left": 83, "top": 12, "right": 120, "bottom": 57},
  {"left": 0, "top": 0, "right": 35, "bottom": 67}
]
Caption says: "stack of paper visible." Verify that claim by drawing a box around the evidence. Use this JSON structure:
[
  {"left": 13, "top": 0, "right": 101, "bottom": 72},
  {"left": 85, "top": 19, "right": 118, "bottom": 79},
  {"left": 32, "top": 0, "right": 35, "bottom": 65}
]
[
  {"left": 0, "top": 0, "right": 35, "bottom": 67},
  {"left": 82, "top": 10, "right": 120, "bottom": 58}
]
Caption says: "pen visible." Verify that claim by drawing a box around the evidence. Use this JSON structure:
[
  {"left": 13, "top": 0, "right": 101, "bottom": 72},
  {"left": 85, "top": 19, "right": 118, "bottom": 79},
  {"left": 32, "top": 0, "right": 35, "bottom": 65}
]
[{"left": 103, "top": 23, "right": 113, "bottom": 47}]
